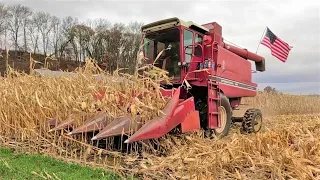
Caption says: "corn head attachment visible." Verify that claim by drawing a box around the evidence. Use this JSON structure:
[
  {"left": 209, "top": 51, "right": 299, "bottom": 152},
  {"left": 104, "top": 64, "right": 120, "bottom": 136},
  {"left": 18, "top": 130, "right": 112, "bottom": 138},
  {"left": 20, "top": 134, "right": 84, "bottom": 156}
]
[{"left": 48, "top": 86, "right": 201, "bottom": 146}]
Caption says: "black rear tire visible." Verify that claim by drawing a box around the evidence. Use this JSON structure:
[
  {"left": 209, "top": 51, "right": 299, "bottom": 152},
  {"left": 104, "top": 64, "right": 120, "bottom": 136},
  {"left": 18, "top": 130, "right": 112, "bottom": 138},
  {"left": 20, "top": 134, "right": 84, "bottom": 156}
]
[
  {"left": 242, "top": 108, "right": 263, "bottom": 133},
  {"left": 213, "top": 93, "right": 232, "bottom": 138}
]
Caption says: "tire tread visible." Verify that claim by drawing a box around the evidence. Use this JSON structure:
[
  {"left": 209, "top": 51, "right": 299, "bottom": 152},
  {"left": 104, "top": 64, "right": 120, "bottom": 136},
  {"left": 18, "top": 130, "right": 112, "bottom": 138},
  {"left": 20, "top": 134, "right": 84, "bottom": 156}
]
[{"left": 242, "top": 108, "right": 262, "bottom": 133}]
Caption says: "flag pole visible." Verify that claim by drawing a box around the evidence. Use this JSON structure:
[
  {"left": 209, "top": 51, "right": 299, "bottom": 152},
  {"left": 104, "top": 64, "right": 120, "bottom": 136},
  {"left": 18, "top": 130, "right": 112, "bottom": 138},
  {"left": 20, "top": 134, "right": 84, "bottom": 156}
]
[{"left": 255, "top": 26, "right": 267, "bottom": 53}]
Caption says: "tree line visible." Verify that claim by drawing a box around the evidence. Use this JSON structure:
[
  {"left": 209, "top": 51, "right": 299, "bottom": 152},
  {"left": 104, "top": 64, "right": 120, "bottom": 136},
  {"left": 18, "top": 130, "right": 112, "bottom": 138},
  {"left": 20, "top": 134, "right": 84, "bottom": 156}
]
[{"left": 0, "top": 3, "right": 143, "bottom": 73}]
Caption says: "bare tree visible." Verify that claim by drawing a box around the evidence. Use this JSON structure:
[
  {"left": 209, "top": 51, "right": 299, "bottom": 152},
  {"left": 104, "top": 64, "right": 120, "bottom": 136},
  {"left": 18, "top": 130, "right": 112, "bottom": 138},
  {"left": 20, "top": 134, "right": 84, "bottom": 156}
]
[
  {"left": 33, "top": 11, "right": 53, "bottom": 56},
  {"left": 27, "top": 15, "right": 40, "bottom": 54},
  {"left": 109, "top": 23, "right": 125, "bottom": 70},
  {"left": 51, "top": 16, "right": 61, "bottom": 57},
  {"left": 69, "top": 24, "right": 94, "bottom": 61},
  {"left": 93, "top": 18, "right": 111, "bottom": 32},
  {"left": 88, "top": 18, "right": 111, "bottom": 63},
  {"left": 7, "top": 4, "right": 32, "bottom": 55},
  {"left": 0, "top": 4, "right": 10, "bottom": 49},
  {"left": 23, "top": 10, "right": 32, "bottom": 52},
  {"left": 59, "top": 16, "right": 78, "bottom": 59},
  {"left": 120, "top": 22, "right": 143, "bottom": 73},
  {"left": 88, "top": 23, "right": 125, "bottom": 71},
  {"left": 0, "top": 4, "right": 9, "bottom": 35}
]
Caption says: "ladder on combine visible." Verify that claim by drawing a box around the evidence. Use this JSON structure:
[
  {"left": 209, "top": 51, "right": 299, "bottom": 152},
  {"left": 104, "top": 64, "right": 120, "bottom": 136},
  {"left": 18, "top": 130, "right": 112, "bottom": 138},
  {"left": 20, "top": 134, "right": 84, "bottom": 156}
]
[{"left": 207, "top": 79, "right": 220, "bottom": 129}]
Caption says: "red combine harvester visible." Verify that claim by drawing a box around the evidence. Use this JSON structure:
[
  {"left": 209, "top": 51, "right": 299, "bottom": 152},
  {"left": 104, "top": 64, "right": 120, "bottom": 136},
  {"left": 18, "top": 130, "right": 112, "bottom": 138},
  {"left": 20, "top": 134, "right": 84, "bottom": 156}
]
[{"left": 49, "top": 17, "right": 265, "bottom": 145}]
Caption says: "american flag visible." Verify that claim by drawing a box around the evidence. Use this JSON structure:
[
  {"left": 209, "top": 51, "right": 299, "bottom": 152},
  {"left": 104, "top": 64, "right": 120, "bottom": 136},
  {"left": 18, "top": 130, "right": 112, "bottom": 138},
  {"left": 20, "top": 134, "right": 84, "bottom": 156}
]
[{"left": 261, "top": 27, "right": 292, "bottom": 62}]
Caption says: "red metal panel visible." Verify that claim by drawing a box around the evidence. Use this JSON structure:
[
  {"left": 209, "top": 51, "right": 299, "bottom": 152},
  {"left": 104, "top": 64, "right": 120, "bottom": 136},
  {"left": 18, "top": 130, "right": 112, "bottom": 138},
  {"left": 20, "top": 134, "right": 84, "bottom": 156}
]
[
  {"left": 168, "top": 97, "right": 197, "bottom": 129},
  {"left": 188, "top": 56, "right": 202, "bottom": 72},
  {"left": 181, "top": 110, "right": 200, "bottom": 133},
  {"left": 218, "top": 84, "right": 256, "bottom": 97},
  {"left": 230, "top": 98, "right": 242, "bottom": 109},
  {"left": 93, "top": 90, "right": 106, "bottom": 101},
  {"left": 124, "top": 87, "right": 181, "bottom": 143},
  {"left": 202, "top": 22, "right": 222, "bottom": 36},
  {"left": 186, "top": 70, "right": 210, "bottom": 87},
  {"left": 216, "top": 46, "right": 256, "bottom": 87},
  {"left": 125, "top": 88, "right": 200, "bottom": 143},
  {"left": 159, "top": 88, "right": 177, "bottom": 98}
]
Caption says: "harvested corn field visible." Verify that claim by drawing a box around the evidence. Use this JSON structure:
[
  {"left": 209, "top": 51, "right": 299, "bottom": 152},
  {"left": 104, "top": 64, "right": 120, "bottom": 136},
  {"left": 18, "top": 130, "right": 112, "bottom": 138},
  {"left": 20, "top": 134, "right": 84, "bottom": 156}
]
[
  {"left": 131, "top": 114, "right": 320, "bottom": 180},
  {"left": 0, "top": 59, "right": 320, "bottom": 180}
]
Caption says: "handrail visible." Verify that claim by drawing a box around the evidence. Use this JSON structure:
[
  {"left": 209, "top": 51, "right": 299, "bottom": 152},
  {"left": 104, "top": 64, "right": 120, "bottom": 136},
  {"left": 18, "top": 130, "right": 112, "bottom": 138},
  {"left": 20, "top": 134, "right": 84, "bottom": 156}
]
[{"left": 184, "top": 43, "right": 204, "bottom": 63}]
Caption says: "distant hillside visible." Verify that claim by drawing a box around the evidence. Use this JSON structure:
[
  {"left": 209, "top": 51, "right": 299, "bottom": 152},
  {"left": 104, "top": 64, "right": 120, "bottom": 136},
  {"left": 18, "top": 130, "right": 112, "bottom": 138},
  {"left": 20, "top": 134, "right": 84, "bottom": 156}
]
[{"left": 0, "top": 50, "right": 89, "bottom": 76}]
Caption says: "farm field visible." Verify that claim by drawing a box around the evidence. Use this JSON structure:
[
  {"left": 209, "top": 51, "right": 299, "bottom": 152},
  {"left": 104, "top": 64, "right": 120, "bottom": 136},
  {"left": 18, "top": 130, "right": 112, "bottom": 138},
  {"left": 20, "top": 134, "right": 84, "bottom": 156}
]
[
  {"left": 0, "top": 2, "right": 319, "bottom": 180},
  {"left": 0, "top": 60, "right": 319, "bottom": 180}
]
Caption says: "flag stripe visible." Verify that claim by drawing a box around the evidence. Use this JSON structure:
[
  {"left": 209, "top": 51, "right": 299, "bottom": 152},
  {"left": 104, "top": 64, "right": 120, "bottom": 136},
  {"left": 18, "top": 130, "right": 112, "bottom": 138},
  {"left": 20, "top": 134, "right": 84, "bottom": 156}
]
[
  {"left": 272, "top": 51, "right": 286, "bottom": 62},
  {"left": 274, "top": 41, "right": 291, "bottom": 54},
  {"left": 274, "top": 38, "right": 291, "bottom": 52},
  {"left": 269, "top": 38, "right": 290, "bottom": 54},
  {"left": 262, "top": 38, "right": 289, "bottom": 57},
  {"left": 261, "top": 37, "right": 289, "bottom": 58},
  {"left": 261, "top": 37, "right": 289, "bottom": 62},
  {"left": 262, "top": 41, "right": 287, "bottom": 61},
  {"left": 273, "top": 43, "right": 289, "bottom": 56}
]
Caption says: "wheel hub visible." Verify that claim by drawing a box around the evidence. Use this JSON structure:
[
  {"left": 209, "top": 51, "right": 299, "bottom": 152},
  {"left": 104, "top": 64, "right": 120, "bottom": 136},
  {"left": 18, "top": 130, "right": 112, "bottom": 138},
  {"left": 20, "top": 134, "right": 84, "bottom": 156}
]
[
  {"left": 215, "top": 106, "right": 227, "bottom": 134},
  {"left": 253, "top": 114, "right": 262, "bottom": 132}
]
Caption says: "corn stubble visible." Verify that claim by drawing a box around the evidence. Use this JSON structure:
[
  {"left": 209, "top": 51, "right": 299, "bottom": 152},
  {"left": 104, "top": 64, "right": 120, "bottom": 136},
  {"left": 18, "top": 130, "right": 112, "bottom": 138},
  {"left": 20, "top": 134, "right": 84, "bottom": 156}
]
[{"left": 0, "top": 59, "right": 319, "bottom": 180}]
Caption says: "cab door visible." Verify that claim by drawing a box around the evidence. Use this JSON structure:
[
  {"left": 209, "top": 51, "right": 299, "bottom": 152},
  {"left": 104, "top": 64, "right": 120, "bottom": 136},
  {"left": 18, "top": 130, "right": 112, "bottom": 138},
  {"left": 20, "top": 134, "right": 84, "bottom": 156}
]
[
  {"left": 182, "top": 29, "right": 194, "bottom": 76},
  {"left": 182, "top": 29, "right": 205, "bottom": 73}
]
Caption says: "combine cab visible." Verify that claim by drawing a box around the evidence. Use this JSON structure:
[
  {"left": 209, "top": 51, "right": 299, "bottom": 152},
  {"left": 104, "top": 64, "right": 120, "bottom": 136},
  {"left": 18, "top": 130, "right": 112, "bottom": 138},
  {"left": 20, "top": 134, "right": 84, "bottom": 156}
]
[{"left": 49, "top": 17, "right": 265, "bottom": 145}]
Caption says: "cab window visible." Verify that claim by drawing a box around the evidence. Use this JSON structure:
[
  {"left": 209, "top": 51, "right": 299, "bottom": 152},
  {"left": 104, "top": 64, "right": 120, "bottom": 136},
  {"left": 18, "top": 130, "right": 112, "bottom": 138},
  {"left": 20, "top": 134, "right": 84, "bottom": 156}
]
[
  {"left": 183, "top": 29, "right": 193, "bottom": 63},
  {"left": 144, "top": 38, "right": 153, "bottom": 60},
  {"left": 194, "top": 34, "right": 203, "bottom": 57}
]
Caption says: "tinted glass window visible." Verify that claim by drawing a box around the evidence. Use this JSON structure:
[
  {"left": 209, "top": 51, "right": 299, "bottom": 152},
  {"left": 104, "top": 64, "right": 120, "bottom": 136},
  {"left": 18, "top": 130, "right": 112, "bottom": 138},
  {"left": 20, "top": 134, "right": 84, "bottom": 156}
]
[
  {"left": 195, "top": 34, "right": 203, "bottom": 43},
  {"left": 145, "top": 28, "right": 181, "bottom": 78},
  {"left": 183, "top": 29, "right": 193, "bottom": 63},
  {"left": 195, "top": 34, "right": 203, "bottom": 57}
]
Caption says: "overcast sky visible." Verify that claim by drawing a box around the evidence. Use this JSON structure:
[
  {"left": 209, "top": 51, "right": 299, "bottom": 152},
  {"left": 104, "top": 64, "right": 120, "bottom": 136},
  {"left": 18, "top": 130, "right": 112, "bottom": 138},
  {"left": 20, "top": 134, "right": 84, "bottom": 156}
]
[{"left": 1, "top": 0, "right": 319, "bottom": 94}]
